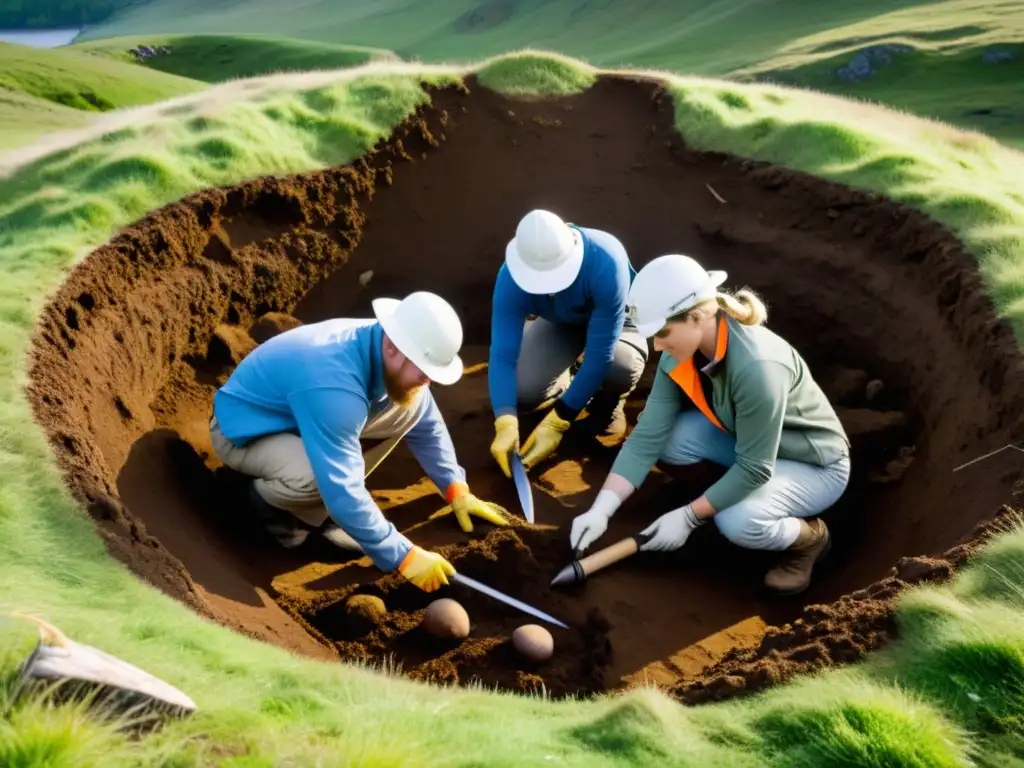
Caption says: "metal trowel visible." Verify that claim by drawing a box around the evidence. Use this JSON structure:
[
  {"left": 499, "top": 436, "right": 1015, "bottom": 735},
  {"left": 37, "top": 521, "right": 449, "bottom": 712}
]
[{"left": 510, "top": 452, "right": 534, "bottom": 524}]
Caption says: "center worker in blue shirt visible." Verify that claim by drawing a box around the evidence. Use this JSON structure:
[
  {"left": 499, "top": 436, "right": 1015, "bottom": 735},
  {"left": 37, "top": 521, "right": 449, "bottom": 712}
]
[
  {"left": 488, "top": 209, "right": 650, "bottom": 476},
  {"left": 208, "top": 291, "right": 510, "bottom": 593}
]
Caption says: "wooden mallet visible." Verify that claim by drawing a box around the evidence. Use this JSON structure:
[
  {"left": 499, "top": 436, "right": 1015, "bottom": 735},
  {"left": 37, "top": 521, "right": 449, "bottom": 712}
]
[{"left": 550, "top": 531, "right": 653, "bottom": 587}]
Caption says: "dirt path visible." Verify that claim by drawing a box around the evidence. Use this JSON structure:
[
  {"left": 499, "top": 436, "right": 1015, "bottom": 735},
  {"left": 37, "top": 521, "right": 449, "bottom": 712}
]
[{"left": 27, "top": 74, "right": 1024, "bottom": 704}]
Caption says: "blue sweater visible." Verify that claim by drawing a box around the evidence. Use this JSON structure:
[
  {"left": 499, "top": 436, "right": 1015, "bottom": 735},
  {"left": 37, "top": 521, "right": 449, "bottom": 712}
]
[
  {"left": 212, "top": 319, "right": 466, "bottom": 572},
  {"left": 488, "top": 226, "right": 636, "bottom": 420}
]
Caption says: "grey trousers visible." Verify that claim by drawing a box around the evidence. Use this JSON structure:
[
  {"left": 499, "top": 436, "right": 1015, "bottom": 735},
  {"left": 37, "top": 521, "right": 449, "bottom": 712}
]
[{"left": 516, "top": 317, "right": 649, "bottom": 412}]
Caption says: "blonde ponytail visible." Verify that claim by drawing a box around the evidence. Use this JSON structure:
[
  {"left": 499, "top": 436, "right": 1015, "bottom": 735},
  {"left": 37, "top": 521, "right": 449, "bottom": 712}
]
[{"left": 716, "top": 288, "right": 767, "bottom": 326}]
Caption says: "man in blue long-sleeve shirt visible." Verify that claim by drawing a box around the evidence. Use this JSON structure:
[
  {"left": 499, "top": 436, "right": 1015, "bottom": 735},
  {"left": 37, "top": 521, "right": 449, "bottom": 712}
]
[
  {"left": 489, "top": 209, "right": 650, "bottom": 476},
  {"left": 209, "top": 291, "right": 509, "bottom": 593}
]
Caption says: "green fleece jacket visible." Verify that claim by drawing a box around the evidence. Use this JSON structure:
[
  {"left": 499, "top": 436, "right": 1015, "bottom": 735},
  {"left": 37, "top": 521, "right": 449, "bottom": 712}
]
[{"left": 610, "top": 314, "right": 850, "bottom": 512}]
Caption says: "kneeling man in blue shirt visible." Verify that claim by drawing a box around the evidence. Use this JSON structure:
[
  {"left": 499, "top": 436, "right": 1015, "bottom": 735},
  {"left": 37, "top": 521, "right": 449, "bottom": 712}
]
[{"left": 209, "top": 291, "right": 508, "bottom": 593}]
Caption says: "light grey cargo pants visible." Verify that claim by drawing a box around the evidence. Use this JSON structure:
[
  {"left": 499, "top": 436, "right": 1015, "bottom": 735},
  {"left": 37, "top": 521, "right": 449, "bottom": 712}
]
[{"left": 515, "top": 317, "right": 649, "bottom": 417}]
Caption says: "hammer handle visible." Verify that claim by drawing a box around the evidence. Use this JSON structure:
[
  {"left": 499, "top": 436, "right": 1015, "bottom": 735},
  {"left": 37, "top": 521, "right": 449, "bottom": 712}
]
[{"left": 577, "top": 532, "right": 653, "bottom": 578}]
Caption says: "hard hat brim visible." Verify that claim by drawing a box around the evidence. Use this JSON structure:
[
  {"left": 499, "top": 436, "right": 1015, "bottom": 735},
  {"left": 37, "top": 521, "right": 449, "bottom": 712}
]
[
  {"left": 372, "top": 298, "right": 464, "bottom": 385},
  {"left": 504, "top": 229, "right": 585, "bottom": 295}
]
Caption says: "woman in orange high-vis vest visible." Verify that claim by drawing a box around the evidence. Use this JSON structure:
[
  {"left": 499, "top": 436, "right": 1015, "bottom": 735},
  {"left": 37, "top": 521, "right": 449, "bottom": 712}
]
[{"left": 568, "top": 254, "right": 851, "bottom": 595}]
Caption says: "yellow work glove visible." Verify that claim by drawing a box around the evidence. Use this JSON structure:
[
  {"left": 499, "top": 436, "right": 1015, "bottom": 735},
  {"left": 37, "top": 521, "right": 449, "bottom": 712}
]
[
  {"left": 445, "top": 482, "right": 511, "bottom": 533},
  {"left": 398, "top": 545, "right": 456, "bottom": 593},
  {"left": 521, "top": 409, "right": 572, "bottom": 469},
  {"left": 490, "top": 414, "right": 520, "bottom": 478}
]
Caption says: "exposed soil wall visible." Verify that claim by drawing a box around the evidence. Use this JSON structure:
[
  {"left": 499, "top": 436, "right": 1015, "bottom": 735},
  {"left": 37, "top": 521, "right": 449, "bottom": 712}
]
[{"left": 26, "top": 74, "right": 1024, "bottom": 703}]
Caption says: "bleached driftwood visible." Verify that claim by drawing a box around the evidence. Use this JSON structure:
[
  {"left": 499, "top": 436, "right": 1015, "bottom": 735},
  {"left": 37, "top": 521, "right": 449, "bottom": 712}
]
[{"left": 12, "top": 613, "right": 196, "bottom": 726}]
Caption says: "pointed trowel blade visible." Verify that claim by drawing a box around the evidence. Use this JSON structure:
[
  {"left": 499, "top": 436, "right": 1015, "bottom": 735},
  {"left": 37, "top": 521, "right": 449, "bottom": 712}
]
[
  {"left": 451, "top": 573, "right": 568, "bottom": 629},
  {"left": 510, "top": 452, "right": 534, "bottom": 524}
]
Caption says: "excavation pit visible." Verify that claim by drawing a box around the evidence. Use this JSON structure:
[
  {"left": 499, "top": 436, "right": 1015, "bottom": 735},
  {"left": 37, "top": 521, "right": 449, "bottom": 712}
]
[{"left": 27, "top": 75, "right": 1024, "bottom": 704}]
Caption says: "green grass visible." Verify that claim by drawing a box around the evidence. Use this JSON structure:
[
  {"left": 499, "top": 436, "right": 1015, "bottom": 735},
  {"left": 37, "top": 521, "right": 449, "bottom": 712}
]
[
  {"left": 752, "top": 45, "right": 1024, "bottom": 150},
  {"left": 0, "top": 41, "right": 204, "bottom": 113},
  {"left": 733, "top": 1, "right": 1024, "bottom": 149},
  {"left": 72, "top": 0, "right": 1024, "bottom": 147},
  {"left": 2, "top": 50, "right": 1024, "bottom": 764},
  {"left": 0, "top": 88, "right": 93, "bottom": 151},
  {"left": 72, "top": 0, "right": 943, "bottom": 72},
  {"left": 73, "top": 33, "right": 398, "bottom": 83}
]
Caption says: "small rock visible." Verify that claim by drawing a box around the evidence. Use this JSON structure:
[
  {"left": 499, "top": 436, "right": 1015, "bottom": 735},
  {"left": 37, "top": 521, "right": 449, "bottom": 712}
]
[
  {"left": 896, "top": 556, "right": 953, "bottom": 584},
  {"left": 836, "top": 407, "right": 907, "bottom": 438},
  {"left": 249, "top": 312, "right": 302, "bottom": 344},
  {"left": 345, "top": 594, "right": 386, "bottom": 623},
  {"left": 820, "top": 368, "right": 870, "bottom": 405},
  {"left": 868, "top": 447, "right": 916, "bottom": 485},
  {"left": 982, "top": 50, "right": 1015, "bottom": 64},
  {"left": 865, "top": 379, "right": 884, "bottom": 402},
  {"left": 208, "top": 324, "right": 257, "bottom": 366},
  {"left": 512, "top": 624, "right": 554, "bottom": 661},
  {"left": 421, "top": 598, "right": 470, "bottom": 639}
]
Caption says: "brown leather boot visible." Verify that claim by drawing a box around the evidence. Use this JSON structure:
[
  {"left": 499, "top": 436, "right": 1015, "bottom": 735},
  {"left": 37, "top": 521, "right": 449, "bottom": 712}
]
[{"left": 764, "top": 518, "right": 831, "bottom": 595}]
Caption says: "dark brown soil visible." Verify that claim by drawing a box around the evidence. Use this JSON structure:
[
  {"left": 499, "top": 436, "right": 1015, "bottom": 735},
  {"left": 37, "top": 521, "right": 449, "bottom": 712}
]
[{"left": 26, "top": 74, "right": 1024, "bottom": 704}]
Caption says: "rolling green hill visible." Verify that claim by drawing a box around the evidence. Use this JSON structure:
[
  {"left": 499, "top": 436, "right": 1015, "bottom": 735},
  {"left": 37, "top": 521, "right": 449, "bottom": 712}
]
[
  {"left": 0, "top": 87, "right": 92, "bottom": 150},
  {"left": 71, "top": 0, "right": 1024, "bottom": 148},
  {"left": 72, "top": 0, "right": 1008, "bottom": 71},
  {"left": 74, "top": 33, "right": 398, "bottom": 83},
  {"left": 0, "top": 40, "right": 204, "bottom": 113}
]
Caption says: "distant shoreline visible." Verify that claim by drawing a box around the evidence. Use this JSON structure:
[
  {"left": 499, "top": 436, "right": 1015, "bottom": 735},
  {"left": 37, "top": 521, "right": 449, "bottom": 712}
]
[{"left": 0, "top": 28, "right": 82, "bottom": 48}]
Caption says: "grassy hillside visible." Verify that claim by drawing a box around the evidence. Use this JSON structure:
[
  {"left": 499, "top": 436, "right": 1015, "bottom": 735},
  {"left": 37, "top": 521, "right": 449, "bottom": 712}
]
[
  {"left": 1, "top": 52, "right": 1024, "bottom": 765},
  {"left": 0, "top": 87, "right": 92, "bottom": 150},
  {"left": 0, "top": 40, "right": 203, "bottom": 113},
  {"left": 73, "top": 0, "right": 1008, "bottom": 71},
  {"left": 733, "top": 2, "right": 1024, "bottom": 148},
  {"left": 74, "top": 0, "right": 1024, "bottom": 146},
  {"left": 74, "top": 33, "right": 398, "bottom": 83}
]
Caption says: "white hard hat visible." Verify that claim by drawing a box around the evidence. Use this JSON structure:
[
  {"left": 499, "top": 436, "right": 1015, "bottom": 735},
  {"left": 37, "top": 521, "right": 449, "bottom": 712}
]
[
  {"left": 372, "top": 291, "right": 464, "bottom": 385},
  {"left": 505, "top": 209, "right": 585, "bottom": 294},
  {"left": 628, "top": 254, "right": 728, "bottom": 337}
]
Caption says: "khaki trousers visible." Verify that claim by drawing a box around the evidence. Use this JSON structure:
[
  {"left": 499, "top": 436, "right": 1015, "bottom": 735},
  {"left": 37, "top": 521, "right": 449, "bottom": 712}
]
[{"left": 209, "top": 392, "right": 427, "bottom": 528}]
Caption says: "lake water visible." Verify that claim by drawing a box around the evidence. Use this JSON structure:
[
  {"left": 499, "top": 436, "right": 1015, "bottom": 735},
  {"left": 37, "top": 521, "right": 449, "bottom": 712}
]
[{"left": 0, "top": 28, "right": 81, "bottom": 48}]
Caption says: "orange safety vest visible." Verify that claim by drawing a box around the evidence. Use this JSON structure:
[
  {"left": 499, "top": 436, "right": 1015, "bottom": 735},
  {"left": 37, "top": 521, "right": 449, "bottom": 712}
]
[{"left": 667, "top": 315, "right": 729, "bottom": 432}]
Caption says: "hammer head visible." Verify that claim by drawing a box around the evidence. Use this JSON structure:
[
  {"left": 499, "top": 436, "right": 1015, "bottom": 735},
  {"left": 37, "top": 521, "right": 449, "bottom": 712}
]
[{"left": 549, "top": 559, "right": 584, "bottom": 587}]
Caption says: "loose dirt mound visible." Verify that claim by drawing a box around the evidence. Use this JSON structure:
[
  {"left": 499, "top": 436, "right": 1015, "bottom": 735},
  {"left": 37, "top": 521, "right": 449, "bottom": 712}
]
[{"left": 27, "top": 75, "right": 1024, "bottom": 703}]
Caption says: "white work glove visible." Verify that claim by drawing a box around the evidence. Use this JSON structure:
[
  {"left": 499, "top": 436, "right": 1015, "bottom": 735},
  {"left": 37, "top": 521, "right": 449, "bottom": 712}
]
[
  {"left": 569, "top": 490, "right": 622, "bottom": 554},
  {"left": 638, "top": 503, "right": 705, "bottom": 552}
]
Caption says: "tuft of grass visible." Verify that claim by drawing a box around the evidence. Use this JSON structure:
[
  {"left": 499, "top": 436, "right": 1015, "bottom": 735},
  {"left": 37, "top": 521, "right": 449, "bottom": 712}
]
[
  {"left": 475, "top": 50, "right": 598, "bottom": 96},
  {"left": 753, "top": 691, "right": 972, "bottom": 768},
  {"left": 1, "top": 50, "right": 1024, "bottom": 765}
]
